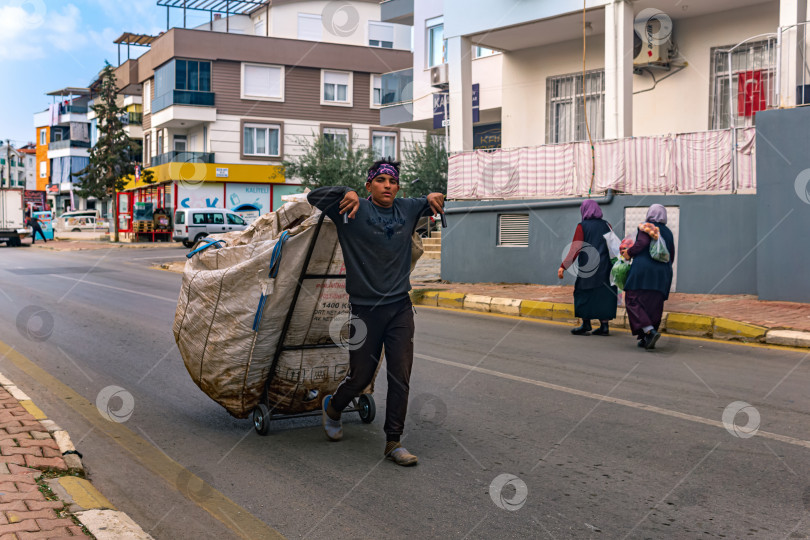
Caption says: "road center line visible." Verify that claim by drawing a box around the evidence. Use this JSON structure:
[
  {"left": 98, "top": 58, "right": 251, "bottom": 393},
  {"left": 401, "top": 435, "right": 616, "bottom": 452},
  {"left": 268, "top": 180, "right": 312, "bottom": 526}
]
[
  {"left": 0, "top": 340, "right": 284, "bottom": 540},
  {"left": 414, "top": 353, "right": 810, "bottom": 450},
  {"left": 49, "top": 274, "right": 177, "bottom": 303}
]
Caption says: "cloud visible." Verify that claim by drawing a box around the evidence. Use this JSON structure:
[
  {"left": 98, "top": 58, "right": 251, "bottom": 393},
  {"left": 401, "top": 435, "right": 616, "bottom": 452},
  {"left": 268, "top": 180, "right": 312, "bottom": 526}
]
[{"left": 0, "top": 2, "right": 86, "bottom": 61}]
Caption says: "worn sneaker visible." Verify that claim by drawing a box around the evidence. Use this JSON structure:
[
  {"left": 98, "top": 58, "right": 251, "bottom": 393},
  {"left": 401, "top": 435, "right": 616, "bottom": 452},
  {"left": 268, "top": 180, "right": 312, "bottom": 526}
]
[
  {"left": 321, "top": 394, "right": 342, "bottom": 441},
  {"left": 386, "top": 446, "right": 418, "bottom": 466}
]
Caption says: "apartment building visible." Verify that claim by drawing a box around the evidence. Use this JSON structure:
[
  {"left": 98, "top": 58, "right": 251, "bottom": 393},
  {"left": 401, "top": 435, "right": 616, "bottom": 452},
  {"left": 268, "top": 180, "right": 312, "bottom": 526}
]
[
  {"left": 32, "top": 88, "right": 92, "bottom": 215},
  {"left": 118, "top": 0, "right": 418, "bottom": 239},
  {"left": 0, "top": 143, "right": 25, "bottom": 189},
  {"left": 381, "top": 0, "right": 810, "bottom": 301}
]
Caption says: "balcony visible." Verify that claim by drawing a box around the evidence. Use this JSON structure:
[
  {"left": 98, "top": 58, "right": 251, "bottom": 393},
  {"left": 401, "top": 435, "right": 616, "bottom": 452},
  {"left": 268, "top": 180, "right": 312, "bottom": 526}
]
[
  {"left": 152, "top": 90, "right": 215, "bottom": 113},
  {"left": 60, "top": 105, "right": 87, "bottom": 114},
  {"left": 151, "top": 151, "right": 215, "bottom": 167},
  {"left": 122, "top": 112, "right": 143, "bottom": 125},
  {"left": 381, "top": 0, "right": 413, "bottom": 25},
  {"left": 380, "top": 68, "right": 414, "bottom": 126},
  {"left": 48, "top": 140, "right": 91, "bottom": 150}
]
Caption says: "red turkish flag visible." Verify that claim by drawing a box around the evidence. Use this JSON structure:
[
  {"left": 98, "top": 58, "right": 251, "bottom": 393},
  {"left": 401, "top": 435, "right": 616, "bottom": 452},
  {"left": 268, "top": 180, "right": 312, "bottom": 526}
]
[{"left": 738, "top": 70, "right": 767, "bottom": 117}]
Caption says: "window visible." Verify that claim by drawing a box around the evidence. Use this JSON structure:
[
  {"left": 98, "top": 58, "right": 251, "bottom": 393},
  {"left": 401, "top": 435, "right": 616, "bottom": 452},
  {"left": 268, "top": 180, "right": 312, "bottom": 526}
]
[
  {"left": 322, "top": 70, "right": 352, "bottom": 105},
  {"left": 143, "top": 80, "right": 151, "bottom": 113},
  {"left": 144, "top": 133, "right": 151, "bottom": 165},
  {"left": 709, "top": 39, "right": 776, "bottom": 130},
  {"left": 546, "top": 70, "right": 605, "bottom": 144},
  {"left": 39, "top": 129, "right": 46, "bottom": 146},
  {"left": 242, "top": 63, "right": 284, "bottom": 101},
  {"left": 372, "top": 131, "right": 397, "bottom": 159},
  {"left": 498, "top": 215, "right": 529, "bottom": 247},
  {"left": 175, "top": 210, "right": 185, "bottom": 225},
  {"left": 243, "top": 123, "right": 281, "bottom": 157},
  {"left": 427, "top": 18, "right": 446, "bottom": 67},
  {"left": 369, "top": 22, "right": 394, "bottom": 48},
  {"left": 227, "top": 213, "right": 246, "bottom": 225},
  {"left": 175, "top": 60, "right": 211, "bottom": 92},
  {"left": 39, "top": 161, "right": 46, "bottom": 178},
  {"left": 298, "top": 13, "right": 322, "bottom": 41},
  {"left": 174, "top": 135, "right": 187, "bottom": 152},
  {"left": 474, "top": 46, "right": 498, "bottom": 59},
  {"left": 323, "top": 127, "right": 350, "bottom": 148},
  {"left": 371, "top": 75, "right": 382, "bottom": 107},
  {"left": 192, "top": 213, "right": 207, "bottom": 225},
  {"left": 157, "top": 132, "right": 164, "bottom": 155}
]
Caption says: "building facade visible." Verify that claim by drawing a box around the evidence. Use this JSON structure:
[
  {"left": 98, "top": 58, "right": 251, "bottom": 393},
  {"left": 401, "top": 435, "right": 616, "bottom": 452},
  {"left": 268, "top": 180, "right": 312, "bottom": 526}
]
[{"left": 118, "top": 0, "right": 420, "bottom": 240}]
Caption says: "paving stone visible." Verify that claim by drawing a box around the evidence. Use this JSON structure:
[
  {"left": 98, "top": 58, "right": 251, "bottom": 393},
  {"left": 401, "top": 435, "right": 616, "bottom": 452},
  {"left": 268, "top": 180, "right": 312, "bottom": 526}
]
[
  {"left": 35, "top": 518, "right": 75, "bottom": 531},
  {"left": 24, "top": 501, "right": 63, "bottom": 512},
  {"left": 23, "top": 456, "right": 66, "bottom": 470},
  {"left": 0, "top": 518, "right": 40, "bottom": 533}
]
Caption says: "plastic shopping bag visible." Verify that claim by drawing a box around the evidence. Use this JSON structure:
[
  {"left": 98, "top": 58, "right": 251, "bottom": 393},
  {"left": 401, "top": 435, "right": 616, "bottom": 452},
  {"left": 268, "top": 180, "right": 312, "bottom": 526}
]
[
  {"left": 650, "top": 237, "right": 670, "bottom": 263},
  {"left": 610, "top": 258, "right": 631, "bottom": 290},
  {"left": 603, "top": 226, "right": 621, "bottom": 259}
]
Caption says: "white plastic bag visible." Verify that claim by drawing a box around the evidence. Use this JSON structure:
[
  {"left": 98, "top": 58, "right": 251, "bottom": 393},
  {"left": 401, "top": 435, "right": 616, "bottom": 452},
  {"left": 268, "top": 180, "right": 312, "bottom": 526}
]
[{"left": 603, "top": 225, "right": 621, "bottom": 259}]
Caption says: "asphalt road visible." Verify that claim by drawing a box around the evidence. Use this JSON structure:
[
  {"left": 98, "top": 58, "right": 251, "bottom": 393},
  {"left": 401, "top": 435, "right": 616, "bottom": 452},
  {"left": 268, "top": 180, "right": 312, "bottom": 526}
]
[{"left": 0, "top": 243, "right": 809, "bottom": 539}]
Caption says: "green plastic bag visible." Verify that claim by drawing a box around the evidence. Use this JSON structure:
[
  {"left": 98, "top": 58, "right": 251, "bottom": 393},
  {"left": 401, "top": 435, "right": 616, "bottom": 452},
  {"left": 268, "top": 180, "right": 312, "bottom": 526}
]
[
  {"left": 610, "top": 258, "right": 631, "bottom": 290},
  {"left": 650, "top": 237, "right": 670, "bottom": 263}
]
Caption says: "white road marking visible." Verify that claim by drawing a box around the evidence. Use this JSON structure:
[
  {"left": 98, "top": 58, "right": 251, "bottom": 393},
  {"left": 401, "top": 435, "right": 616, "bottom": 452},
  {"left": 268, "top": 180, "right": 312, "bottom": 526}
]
[
  {"left": 49, "top": 274, "right": 177, "bottom": 303},
  {"left": 415, "top": 353, "right": 810, "bottom": 450}
]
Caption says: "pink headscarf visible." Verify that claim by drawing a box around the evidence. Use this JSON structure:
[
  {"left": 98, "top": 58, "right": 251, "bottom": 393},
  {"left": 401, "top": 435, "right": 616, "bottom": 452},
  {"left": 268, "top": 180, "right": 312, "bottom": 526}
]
[{"left": 580, "top": 199, "right": 603, "bottom": 220}]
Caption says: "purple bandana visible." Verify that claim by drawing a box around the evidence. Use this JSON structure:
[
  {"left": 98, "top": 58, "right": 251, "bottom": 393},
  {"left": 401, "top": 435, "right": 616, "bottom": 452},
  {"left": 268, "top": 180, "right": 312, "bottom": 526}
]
[{"left": 367, "top": 163, "right": 399, "bottom": 183}]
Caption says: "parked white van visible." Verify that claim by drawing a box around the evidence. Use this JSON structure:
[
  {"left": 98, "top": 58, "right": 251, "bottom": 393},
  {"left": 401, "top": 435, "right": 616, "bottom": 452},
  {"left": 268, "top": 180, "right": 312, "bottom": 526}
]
[{"left": 173, "top": 208, "right": 248, "bottom": 248}]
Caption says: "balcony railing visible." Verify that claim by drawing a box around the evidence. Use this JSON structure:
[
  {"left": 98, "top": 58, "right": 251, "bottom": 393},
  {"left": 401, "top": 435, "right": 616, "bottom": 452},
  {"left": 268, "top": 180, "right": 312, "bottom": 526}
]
[
  {"left": 122, "top": 112, "right": 143, "bottom": 125},
  {"left": 151, "top": 151, "right": 215, "bottom": 167},
  {"left": 152, "top": 90, "right": 215, "bottom": 113},
  {"left": 48, "top": 140, "right": 91, "bottom": 150},
  {"left": 381, "top": 68, "right": 413, "bottom": 106},
  {"left": 59, "top": 105, "right": 88, "bottom": 115}
]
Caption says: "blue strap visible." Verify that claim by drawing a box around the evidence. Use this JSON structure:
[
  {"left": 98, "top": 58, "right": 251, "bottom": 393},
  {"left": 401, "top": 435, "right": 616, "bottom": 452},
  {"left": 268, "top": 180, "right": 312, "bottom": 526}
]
[
  {"left": 186, "top": 237, "right": 225, "bottom": 259},
  {"left": 252, "top": 231, "right": 290, "bottom": 331}
]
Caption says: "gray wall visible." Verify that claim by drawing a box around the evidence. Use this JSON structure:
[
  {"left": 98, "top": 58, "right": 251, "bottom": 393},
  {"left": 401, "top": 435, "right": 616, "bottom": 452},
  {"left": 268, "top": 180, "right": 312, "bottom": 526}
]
[
  {"left": 442, "top": 194, "right": 758, "bottom": 295},
  {"left": 756, "top": 107, "right": 810, "bottom": 302}
]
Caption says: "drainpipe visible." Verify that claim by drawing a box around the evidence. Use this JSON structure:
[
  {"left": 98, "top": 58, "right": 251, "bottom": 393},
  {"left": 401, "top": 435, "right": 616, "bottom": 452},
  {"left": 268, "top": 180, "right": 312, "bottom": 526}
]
[{"left": 444, "top": 189, "right": 615, "bottom": 215}]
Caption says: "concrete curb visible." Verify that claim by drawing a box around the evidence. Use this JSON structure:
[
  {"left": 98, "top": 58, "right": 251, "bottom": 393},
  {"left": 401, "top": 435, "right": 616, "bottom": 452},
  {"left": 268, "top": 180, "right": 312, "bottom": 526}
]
[
  {"left": 0, "top": 372, "right": 154, "bottom": 539},
  {"left": 412, "top": 289, "right": 810, "bottom": 348}
]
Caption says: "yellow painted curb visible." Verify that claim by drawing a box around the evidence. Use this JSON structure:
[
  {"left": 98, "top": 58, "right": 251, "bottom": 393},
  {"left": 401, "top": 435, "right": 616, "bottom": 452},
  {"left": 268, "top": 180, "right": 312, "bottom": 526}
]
[
  {"left": 666, "top": 313, "right": 714, "bottom": 336},
  {"left": 437, "top": 292, "right": 465, "bottom": 309},
  {"left": 490, "top": 297, "right": 521, "bottom": 315},
  {"left": 19, "top": 400, "right": 47, "bottom": 420},
  {"left": 612, "top": 307, "right": 628, "bottom": 329},
  {"left": 419, "top": 291, "right": 439, "bottom": 306},
  {"left": 520, "top": 300, "right": 554, "bottom": 319},
  {"left": 58, "top": 477, "right": 116, "bottom": 510},
  {"left": 713, "top": 318, "right": 767, "bottom": 341},
  {"left": 463, "top": 295, "right": 492, "bottom": 312},
  {"left": 551, "top": 303, "right": 576, "bottom": 321}
]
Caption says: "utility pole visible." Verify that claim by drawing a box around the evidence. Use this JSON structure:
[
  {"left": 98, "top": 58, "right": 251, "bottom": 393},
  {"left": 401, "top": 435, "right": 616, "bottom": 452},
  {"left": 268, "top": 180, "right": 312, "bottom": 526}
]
[{"left": 4, "top": 139, "right": 10, "bottom": 189}]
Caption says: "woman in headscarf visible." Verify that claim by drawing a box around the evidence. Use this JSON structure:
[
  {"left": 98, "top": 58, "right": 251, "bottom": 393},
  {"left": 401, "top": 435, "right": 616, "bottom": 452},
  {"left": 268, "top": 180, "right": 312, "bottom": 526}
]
[
  {"left": 558, "top": 200, "right": 618, "bottom": 335},
  {"left": 622, "top": 204, "right": 676, "bottom": 349}
]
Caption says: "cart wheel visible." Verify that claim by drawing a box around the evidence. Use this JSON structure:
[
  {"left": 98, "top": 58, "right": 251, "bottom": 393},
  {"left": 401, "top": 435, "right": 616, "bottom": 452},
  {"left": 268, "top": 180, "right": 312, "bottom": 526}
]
[
  {"left": 253, "top": 404, "right": 271, "bottom": 436},
  {"left": 358, "top": 394, "right": 375, "bottom": 424}
]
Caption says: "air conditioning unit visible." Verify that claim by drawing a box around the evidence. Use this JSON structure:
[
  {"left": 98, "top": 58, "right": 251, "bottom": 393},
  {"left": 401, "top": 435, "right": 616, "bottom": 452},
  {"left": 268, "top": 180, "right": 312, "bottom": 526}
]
[
  {"left": 633, "top": 9, "right": 673, "bottom": 66},
  {"left": 430, "top": 64, "right": 449, "bottom": 88}
]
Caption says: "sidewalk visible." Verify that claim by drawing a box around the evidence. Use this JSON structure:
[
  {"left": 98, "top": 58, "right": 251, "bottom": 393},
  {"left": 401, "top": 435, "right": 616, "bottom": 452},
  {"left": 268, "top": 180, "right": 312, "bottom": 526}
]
[
  {"left": 0, "top": 375, "right": 151, "bottom": 539},
  {"left": 25, "top": 239, "right": 182, "bottom": 252},
  {"left": 410, "top": 259, "right": 810, "bottom": 346}
]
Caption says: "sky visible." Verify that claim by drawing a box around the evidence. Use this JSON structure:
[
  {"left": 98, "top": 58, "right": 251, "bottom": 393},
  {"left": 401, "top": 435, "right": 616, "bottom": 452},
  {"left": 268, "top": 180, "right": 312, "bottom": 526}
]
[{"left": 0, "top": 0, "right": 213, "bottom": 146}]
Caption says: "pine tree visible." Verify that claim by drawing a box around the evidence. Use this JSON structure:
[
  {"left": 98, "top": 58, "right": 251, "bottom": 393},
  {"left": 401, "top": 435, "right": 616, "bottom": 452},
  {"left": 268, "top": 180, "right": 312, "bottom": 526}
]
[{"left": 73, "top": 62, "right": 153, "bottom": 241}]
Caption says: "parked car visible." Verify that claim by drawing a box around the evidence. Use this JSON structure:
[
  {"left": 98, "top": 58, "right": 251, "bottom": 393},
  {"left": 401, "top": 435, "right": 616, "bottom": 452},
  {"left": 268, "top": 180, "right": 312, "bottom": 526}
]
[
  {"left": 173, "top": 208, "right": 248, "bottom": 248},
  {"left": 57, "top": 210, "right": 107, "bottom": 232}
]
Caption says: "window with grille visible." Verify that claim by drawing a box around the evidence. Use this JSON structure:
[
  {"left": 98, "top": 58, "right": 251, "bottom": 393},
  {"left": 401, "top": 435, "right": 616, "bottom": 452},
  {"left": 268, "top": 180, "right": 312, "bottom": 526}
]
[
  {"left": 709, "top": 39, "right": 776, "bottom": 130},
  {"left": 546, "top": 70, "right": 605, "bottom": 144},
  {"left": 497, "top": 214, "right": 529, "bottom": 247}
]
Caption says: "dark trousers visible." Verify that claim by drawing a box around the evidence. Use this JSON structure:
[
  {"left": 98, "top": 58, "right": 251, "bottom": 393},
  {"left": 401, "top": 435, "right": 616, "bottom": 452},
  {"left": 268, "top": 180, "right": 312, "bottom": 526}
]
[
  {"left": 331, "top": 297, "right": 414, "bottom": 442},
  {"left": 31, "top": 224, "right": 46, "bottom": 243},
  {"left": 625, "top": 289, "right": 665, "bottom": 337}
]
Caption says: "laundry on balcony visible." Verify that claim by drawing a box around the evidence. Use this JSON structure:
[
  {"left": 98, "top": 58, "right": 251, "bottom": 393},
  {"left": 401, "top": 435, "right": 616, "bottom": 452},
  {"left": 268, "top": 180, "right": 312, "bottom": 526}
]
[{"left": 448, "top": 128, "right": 756, "bottom": 199}]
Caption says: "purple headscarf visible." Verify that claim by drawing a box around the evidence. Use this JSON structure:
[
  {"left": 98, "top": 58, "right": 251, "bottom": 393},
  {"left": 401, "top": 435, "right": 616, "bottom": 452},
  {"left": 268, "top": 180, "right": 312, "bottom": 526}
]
[
  {"left": 646, "top": 204, "right": 667, "bottom": 224},
  {"left": 366, "top": 163, "right": 399, "bottom": 183},
  {"left": 580, "top": 199, "right": 603, "bottom": 220}
]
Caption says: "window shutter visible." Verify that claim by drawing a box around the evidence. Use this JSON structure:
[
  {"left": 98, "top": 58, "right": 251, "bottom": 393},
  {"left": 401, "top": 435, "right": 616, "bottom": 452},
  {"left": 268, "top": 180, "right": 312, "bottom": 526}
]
[
  {"left": 369, "top": 22, "right": 393, "bottom": 43},
  {"left": 298, "top": 14, "right": 322, "bottom": 41},
  {"left": 498, "top": 214, "right": 529, "bottom": 247},
  {"left": 324, "top": 71, "right": 349, "bottom": 85},
  {"left": 244, "top": 65, "right": 282, "bottom": 98}
]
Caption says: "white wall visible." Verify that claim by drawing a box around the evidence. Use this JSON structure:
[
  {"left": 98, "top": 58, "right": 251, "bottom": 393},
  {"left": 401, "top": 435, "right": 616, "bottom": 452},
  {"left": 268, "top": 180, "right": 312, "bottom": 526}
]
[
  {"left": 193, "top": 14, "right": 252, "bottom": 34},
  {"left": 500, "top": 1, "right": 780, "bottom": 148},
  {"left": 266, "top": 0, "right": 410, "bottom": 49}
]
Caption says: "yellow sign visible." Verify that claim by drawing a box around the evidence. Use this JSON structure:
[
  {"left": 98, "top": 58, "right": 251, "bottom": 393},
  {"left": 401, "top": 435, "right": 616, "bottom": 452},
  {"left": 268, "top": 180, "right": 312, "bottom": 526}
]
[{"left": 123, "top": 162, "right": 285, "bottom": 191}]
